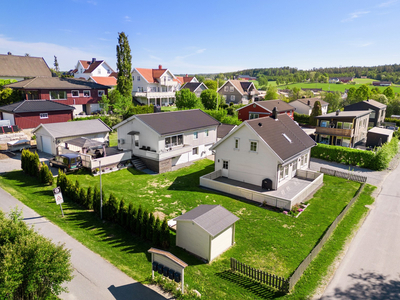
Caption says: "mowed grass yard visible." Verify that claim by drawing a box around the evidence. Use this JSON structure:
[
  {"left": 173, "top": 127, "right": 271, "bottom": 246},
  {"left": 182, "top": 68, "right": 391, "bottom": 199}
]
[
  {"left": 275, "top": 82, "right": 400, "bottom": 93},
  {"left": 0, "top": 159, "right": 373, "bottom": 299}
]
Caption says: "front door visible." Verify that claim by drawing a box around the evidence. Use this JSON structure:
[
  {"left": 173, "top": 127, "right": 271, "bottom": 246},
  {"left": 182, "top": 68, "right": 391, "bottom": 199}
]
[{"left": 222, "top": 160, "right": 229, "bottom": 177}]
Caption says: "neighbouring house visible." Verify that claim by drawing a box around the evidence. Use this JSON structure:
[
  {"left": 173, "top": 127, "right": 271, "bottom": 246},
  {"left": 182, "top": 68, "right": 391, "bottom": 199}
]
[
  {"left": 181, "top": 82, "right": 208, "bottom": 97},
  {"left": 372, "top": 81, "right": 392, "bottom": 86},
  {"left": 200, "top": 111, "right": 322, "bottom": 210},
  {"left": 175, "top": 74, "right": 198, "bottom": 85},
  {"left": 366, "top": 127, "right": 393, "bottom": 148},
  {"left": 132, "top": 65, "right": 181, "bottom": 106},
  {"left": 217, "top": 80, "right": 260, "bottom": 104},
  {"left": 0, "top": 54, "right": 52, "bottom": 81},
  {"left": 315, "top": 110, "right": 370, "bottom": 147},
  {"left": 113, "top": 109, "right": 220, "bottom": 173},
  {"left": 5, "top": 77, "right": 109, "bottom": 115},
  {"left": 89, "top": 76, "right": 117, "bottom": 88},
  {"left": 328, "top": 77, "right": 354, "bottom": 83},
  {"left": 289, "top": 98, "right": 329, "bottom": 116},
  {"left": 73, "top": 58, "right": 115, "bottom": 80},
  {"left": 175, "top": 205, "right": 239, "bottom": 262},
  {"left": 236, "top": 100, "right": 295, "bottom": 122},
  {"left": 33, "top": 119, "right": 111, "bottom": 155},
  {"left": 344, "top": 99, "right": 387, "bottom": 127},
  {"left": 0, "top": 100, "right": 74, "bottom": 129},
  {"left": 236, "top": 75, "right": 257, "bottom": 80},
  {"left": 217, "top": 124, "right": 236, "bottom": 141}
]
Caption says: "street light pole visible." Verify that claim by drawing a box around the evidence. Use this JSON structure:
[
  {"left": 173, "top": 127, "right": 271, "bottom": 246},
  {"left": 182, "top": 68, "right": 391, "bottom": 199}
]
[{"left": 99, "top": 160, "right": 102, "bottom": 220}]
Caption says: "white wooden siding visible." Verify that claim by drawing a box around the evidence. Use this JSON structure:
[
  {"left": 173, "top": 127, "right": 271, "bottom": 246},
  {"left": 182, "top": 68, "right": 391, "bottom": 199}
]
[
  {"left": 176, "top": 221, "right": 209, "bottom": 261},
  {"left": 210, "top": 225, "right": 233, "bottom": 261}
]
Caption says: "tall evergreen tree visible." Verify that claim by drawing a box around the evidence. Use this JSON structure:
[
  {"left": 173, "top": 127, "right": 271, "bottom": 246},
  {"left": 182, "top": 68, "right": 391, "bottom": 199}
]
[
  {"left": 54, "top": 56, "right": 60, "bottom": 73},
  {"left": 309, "top": 101, "right": 322, "bottom": 126},
  {"left": 116, "top": 32, "right": 133, "bottom": 98}
]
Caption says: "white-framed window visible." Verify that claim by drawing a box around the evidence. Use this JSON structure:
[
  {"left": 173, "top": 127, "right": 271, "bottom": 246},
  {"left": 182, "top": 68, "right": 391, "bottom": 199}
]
[
  {"left": 320, "top": 120, "right": 329, "bottom": 127},
  {"left": 71, "top": 90, "right": 79, "bottom": 97},
  {"left": 319, "top": 135, "right": 330, "bottom": 144},
  {"left": 98, "top": 90, "right": 105, "bottom": 97},
  {"left": 83, "top": 90, "right": 91, "bottom": 97},
  {"left": 230, "top": 86, "right": 234, "bottom": 92},
  {"left": 224, "top": 86, "right": 228, "bottom": 92},
  {"left": 165, "top": 134, "right": 183, "bottom": 148},
  {"left": 249, "top": 113, "right": 259, "bottom": 119},
  {"left": 230, "top": 95, "right": 235, "bottom": 101},
  {"left": 223, "top": 160, "right": 229, "bottom": 169},
  {"left": 343, "top": 122, "right": 353, "bottom": 129},
  {"left": 302, "top": 154, "right": 308, "bottom": 166},
  {"left": 132, "top": 76, "right": 135, "bottom": 81},
  {"left": 138, "top": 87, "right": 144, "bottom": 92},
  {"left": 205, "top": 129, "right": 209, "bottom": 137},
  {"left": 369, "top": 110, "right": 376, "bottom": 119},
  {"left": 49, "top": 91, "right": 67, "bottom": 100},
  {"left": 39, "top": 113, "right": 48, "bottom": 119},
  {"left": 279, "top": 165, "right": 289, "bottom": 181},
  {"left": 137, "top": 76, "right": 140, "bottom": 81},
  {"left": 250, "top": 141, "right": 257, "bottom": 152},
  {"left": 234, "top": 138, "right": 239, "bottom": 149},
  {"left": 192, "top": 147, "right": 198, "bottom": 155},
  {"left": 194, "top": 132, "right": 198, "bottom": 139}
]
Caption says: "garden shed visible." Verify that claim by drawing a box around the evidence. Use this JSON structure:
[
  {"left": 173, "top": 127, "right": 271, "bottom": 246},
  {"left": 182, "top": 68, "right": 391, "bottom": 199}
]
[
  {"left": 366, "top": 127, "right": 393, "bottom": 148},
  {"left": 174, "top": 205, "right": 239, "bottom": 262}
]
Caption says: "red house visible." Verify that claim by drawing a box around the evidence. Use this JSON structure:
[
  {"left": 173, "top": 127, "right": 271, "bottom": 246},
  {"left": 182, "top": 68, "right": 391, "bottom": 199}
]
[
  {"left": 5, "top": 77, "right": 109, "bottom": 116},
  {"left": 236, "top": 100, "right": 295, "bottom": 122},
  {"left": 0, "top": 100, "right": 74, "bottom": 129}
]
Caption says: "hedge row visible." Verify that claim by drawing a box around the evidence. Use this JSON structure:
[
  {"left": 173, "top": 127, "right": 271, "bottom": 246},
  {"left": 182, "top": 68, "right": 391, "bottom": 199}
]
[
  {"left": 294, "top": 112, "right": 310, "bottom": 125},
  {"left": 21, "top": 150, "right": 53, "bottom": 185},
  {"left": 56, "top": 171, "right": 170, "bottom": 248},
  {"left": 384, "top": 117, "right": 400, "bottom": 127},
  {"left": 311, "top": 136, "right": 399, "bottom": 170}
]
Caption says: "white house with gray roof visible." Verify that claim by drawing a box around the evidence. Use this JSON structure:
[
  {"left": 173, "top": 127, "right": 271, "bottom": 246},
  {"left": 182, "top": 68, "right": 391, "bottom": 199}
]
[
  {"left": 33, "top": 119, "right": 111, "bottom": 155},
  {"left": 113, "top": 109, "right": 219, "bottom": 173},
  {"left": 175, "top": 205, "right": 239, "bottom": 262}
]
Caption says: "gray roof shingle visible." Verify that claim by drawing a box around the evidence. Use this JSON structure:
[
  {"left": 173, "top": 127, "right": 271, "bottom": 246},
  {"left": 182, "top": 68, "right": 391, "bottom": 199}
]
[
  {"left": 0, "top": 54, "right": 52, "bottom": 77},
  {"left": 5, "top": 77, "right": 109, "bottom": 90},
  {"left": 181, "top": 82, "right": 205, "bottom": 93},
  {"left": 315, "top": 110, "right": 370, "bottom": 119},
  {"left": 246, "top": 114, "right": 316, "bottom": 162},
  {"left": 175, "top": 205, "right": 239, "bottom": 237},
  {"left": 0, "top": 100, "right": 74, "bottom": 113},
  {"left": 292, "top": 98, "right": 328, "bottom": 107},
  {"left": 33, "top": 119, "right": 111, "bottom": 138}
]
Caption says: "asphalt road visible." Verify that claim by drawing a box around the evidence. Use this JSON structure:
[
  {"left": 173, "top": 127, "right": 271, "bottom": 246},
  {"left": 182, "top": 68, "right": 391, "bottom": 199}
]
[
  {"left": 0, "top": 188, "right": 168, "bottom": 300},
  {"left": 320, "top": 160, "right": 400, "bottom": 299}
]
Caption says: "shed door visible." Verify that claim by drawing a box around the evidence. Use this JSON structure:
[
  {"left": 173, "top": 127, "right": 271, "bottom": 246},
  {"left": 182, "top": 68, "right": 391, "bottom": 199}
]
[
  {"left": 2, "top": 113, "right": 15, "bottom": 126},
  {"left": 41, "top": 136, "right": 52, "bottom": 154},
  {"left": 222, "top": 160, "right": 229, "bottom": 177}
]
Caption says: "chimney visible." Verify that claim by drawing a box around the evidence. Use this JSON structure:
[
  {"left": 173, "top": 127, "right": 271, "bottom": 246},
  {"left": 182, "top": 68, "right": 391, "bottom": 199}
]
[
  {"left": 272, "top": 107, "right": 278, "bottom": 119},
  {"left": 7, "top": 52, "right": 12, "bottom": 55},
  {"left": 307, "top": 100, "right": 311, "bottom": 106},
  {"left": 186, "top": 74, "right": 188, "bottom": 77},
  {"left": 91, "top": 58, "right": 96, "bottom": 64},
  {"left": 158, "top": 65, "right": 162, "bottom": 69},
  {"left": 336, "top": 110, "right": 340, "bottom": 116}
]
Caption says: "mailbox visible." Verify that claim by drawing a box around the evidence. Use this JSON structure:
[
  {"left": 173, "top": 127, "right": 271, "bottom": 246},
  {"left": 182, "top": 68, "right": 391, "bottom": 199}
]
[
  {"left": 163, "top": 267, "right": 169, "bottom": 277},
  {"left": 174, "top": 272, "right": 181, "bottom": 283},
  {"left": 168, "top": 269, "right": 175, "bottom": 279},
  {"left": 157, "top": 264, "right": 163, "bottom": 274},
  {"left": 152, "top": 262, "right": 158, "bottom": 271}
]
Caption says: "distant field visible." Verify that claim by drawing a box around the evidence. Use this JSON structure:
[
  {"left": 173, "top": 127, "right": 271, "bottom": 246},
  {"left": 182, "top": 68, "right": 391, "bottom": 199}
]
[{"left": 275, "top": 82, "right": 400, "bottom": 93}]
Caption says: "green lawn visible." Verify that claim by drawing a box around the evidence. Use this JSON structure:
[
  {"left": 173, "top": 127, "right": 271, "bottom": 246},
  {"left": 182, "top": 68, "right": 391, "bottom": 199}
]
[
  {"left": 0, "top": 160, "right": 373, "bottom": 299},
  {"left": 109, "top": 131, "right": 118, "bottom": 147},
  {"left": 161, "top": 106, "right": 178, "bottom": 112},
  {"left": 276, "top": 82, "right": 400, "bottom": 93}
]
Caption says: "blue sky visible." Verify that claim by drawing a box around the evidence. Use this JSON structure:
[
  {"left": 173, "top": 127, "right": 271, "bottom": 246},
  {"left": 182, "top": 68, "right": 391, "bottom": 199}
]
[{"left": 1, "top": 0, "right": 399, "bottom": 74}]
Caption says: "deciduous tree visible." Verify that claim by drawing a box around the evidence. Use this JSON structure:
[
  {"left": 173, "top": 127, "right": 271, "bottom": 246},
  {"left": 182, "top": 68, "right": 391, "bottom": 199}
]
[
  {"left": 203, "top": 80, "right": 217, "bottom": 90},
  {"left": 323, "top": 91, "right": 342, "bottom": 112},
  {"left": 175, "top": 89, "right": 202, "bottom": 109},
  {"left": 200, "top": 89, "right": 219, "bottom": 110},
  {"left": 383, "top": 86, "right": 395, "bottom": 99}
]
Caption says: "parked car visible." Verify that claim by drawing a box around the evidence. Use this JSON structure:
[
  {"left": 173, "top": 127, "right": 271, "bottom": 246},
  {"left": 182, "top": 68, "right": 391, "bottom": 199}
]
[{"left": 49, "top": 153, "right": 82, "bottom": 173}]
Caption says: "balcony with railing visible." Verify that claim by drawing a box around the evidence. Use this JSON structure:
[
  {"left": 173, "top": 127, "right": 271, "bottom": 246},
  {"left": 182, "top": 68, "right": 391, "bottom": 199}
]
[
  {"left": 315, "top": 126, "right": 353, "bottom": 137},
  {"left": 132, "top": 91, "right": 176, "bottom": 98},
  {"left": 133, "top": 144, "right": 191, "bottom": 160}
]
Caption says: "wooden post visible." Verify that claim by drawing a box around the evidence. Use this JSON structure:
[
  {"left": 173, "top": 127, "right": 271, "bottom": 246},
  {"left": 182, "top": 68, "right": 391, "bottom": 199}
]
[
  {"left": 181, "top": 268, "right": 185, "bottom": 294},
  {"left": 151, "top": 253, "right": 154, "bottom": 280}
]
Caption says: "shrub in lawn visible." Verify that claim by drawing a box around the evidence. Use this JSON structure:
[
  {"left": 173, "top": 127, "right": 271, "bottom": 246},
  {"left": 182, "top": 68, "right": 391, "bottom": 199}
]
[
  {"left": 152, "top": 217, "right": 161, "bottom": 246},
  {"left": 64, "top": 177, "right": 74, "bottom": 200},
  {"left": 102, "top": 195, "right": 109, "bottom": 220},
  {"left": 93, "top": 186, "right": 100, "bottom": 214},
  {"left": 136, "top": 205, "right": 143, "bottom": 234},
  {"left": 57, "top": 170, "right": 68, "bottom": 192},
  {"left": 119, "top": 198, "right": 126, "bottom": 226},
  {"left": 73, "top": 180, "right": 81, "bottom": 203},
  {"left": 160, "top": 219, "right": 170, "bottom": 249},
  {"left": 39, "top": 162, "right": 53, "bottom": 185},
  {"left": 141, "top": 210, "right": 149, "bottom": 239},
  {"left": 86, "top": 186, "right": 93, "bottom": 210},
  {"left": 107, "top": 193, "right": 119, "bottom": 222},
  {"left": 147, "top": 213, "right": 155, "bottom": 241},
  {"left": 79, "top": 188, "right": 86, "bottom": 207},
  {"left": 21, "top": 149, "right": 27, "bottom": 172},
  {"left": 21, "top": 150, "right": 40, "bottom": 177}
]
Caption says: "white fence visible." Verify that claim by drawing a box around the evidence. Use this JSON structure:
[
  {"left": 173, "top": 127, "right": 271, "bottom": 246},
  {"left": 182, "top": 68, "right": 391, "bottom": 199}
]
[{"left": 200, "top": 169, "right": 324, "bottom": 210}]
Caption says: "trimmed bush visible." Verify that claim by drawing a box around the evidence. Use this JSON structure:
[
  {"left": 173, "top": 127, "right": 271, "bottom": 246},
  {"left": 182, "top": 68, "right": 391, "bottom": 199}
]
[
  {"left": 294, "top": 112, "right": 310, "bottom": 125},
  {"left": 86, "top": 186, "right": 93, "bottom": 210},
  {"left": 107, "top": 193, "right": 119, "bottom": 222},
  {"left": 39, "top": 162, "right": 53, "bottom": 185},
  {"left": 141, "top": 210, "right": 149, "bottom": 239},
  {"left": 79, "top": 188, "right": 86, "bottom": 207},
  {"left": 152, "top": 218, "right": 161, "bottom": 246},
  {"left": 147, "top": 213, "right": 155, "bottom": 241},
  {"left": 119, "top": 198, "right": 126, "bottom": 226},
  {"left": 385, "top": 117, "right": 400, "bottom": 127},
  {"left": 160, "top": 219, "right": 170, "bottom": 249},
  {"left": 136, "top": 206, "right": 143, "bottom": 234}
]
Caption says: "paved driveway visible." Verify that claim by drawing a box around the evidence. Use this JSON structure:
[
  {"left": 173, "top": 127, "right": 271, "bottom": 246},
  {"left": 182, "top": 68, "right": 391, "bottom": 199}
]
[{"left": 0, "top": 150, "right": 54, "bottom": 174}]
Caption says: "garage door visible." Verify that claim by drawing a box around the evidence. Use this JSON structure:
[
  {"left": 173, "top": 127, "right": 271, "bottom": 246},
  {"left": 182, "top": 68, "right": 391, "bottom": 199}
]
[
  {"left": 2, "top": 113, "right": 15, "bottom": 126},
  {"left": 41, "top": 136, "right": 53, "bottom": 154}
]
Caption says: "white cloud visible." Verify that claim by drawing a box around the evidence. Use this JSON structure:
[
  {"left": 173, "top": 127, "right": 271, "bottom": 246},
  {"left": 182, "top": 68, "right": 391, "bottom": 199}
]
[
  {"left": 341, "top": 10, "right": 370, "bottom": 22},
  {"left": 378, "top": 0, "right": 397, "bottom": 7},
  {"left": 124, "top": 16, "right": 131, "bottom": 22},
  {"left": 0, "top": 36, "right": 113, "bottom": 71},
  {"left": 87, "top": 0, "right": 97, "bottom": 5}
]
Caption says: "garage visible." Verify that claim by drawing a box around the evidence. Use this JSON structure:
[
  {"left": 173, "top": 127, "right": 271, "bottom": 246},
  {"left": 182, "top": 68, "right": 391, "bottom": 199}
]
[
  {"left": 174, "top": 205, "right": 239, "bottom": 262},
  {"left": 1, "top": 112, "right": 15, "bottom": 126}
]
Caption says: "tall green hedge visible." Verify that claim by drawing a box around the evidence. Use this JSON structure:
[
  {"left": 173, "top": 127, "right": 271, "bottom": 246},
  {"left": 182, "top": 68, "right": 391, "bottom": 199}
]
[
  {"left": 294, "top": 112, "right": 310, "bottom": 125},
  {"left": 311, "top": 136, "right": 399, "bottom": 170},
  {"left": 384, "top": 117, "right": 400, "bottom": 126}
]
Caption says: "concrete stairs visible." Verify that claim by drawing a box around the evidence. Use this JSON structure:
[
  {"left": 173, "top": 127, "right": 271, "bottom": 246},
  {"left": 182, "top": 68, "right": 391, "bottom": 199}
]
[{"left": 131, "top": 157, "right": 146, "bottom": 170}]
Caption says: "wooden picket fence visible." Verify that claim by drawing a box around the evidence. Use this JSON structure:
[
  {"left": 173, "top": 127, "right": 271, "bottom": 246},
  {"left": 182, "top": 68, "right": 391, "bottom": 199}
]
[
  {"left": 230, "top": 258, "right": 289, "bottom": 292},
  {"left": 320, "top": 167, "right": 367, "bottom": 183}
]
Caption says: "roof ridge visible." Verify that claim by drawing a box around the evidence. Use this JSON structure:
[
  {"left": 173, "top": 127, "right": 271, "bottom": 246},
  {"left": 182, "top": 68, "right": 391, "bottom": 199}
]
[{"left": 13, "top": 100, "right": 27, "bottom": 112}]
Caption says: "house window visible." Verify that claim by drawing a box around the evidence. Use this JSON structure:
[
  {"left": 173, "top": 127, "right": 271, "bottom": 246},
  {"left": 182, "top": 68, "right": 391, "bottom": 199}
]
[
  {"left": 337, "top": 122, "right": 343, "bottom": 129},
  {"left": 284, "top": 165, "right": 289, "bottom": 177},
  {"left": 138, "top": 76, "right": 140, "bottom": 81},
  {"left": 138, "top": 87, "right": 144, "bottom": 92},
  {"left": 320, "top": 120, "right": 329, "bottom": 127},
  {"left": 249, "top": 113, "right": 259, "bottom": 119},
  {"left": 165, "top": 134, "right": 183, "bottom": 148},
  {"left": 98, "top": 90, "right": 105, "bottom": 97},
  {"left": 192, "top": 147, "right": 198, "bottom": 155},
  {"left": 223, "top": 160, "right": 229, "bottom": 169},
  {"left": 234, "top": 138, "right": 239, "bottom": 149},
  {"left": 320, "top": 135, "right": 330, "bottom": 144},
  {"left": 205, "top": 129, "right": 209, "bottom": 137},
  {"left": 224, "top": 86, "right": 228, "bottom": 92},
  {"left": 71, "top": 90, "right": 79, "bottom": 97},
  {"left": 343, "top": 122, "right": 353, "bottom": 129},
  {"left": 83, "top": 90, "right": 91, "bottom": 97},
  {"left": 369, "top": 110, "right": 376, "bottom": 119},
  {"left": 342, "top": 138, "right": 351, "bottom": 147},
  {"left": 134, "top": 135, "right": 139, "bottom": 147},
  {"left": 250, "top": 141, "right": 257, "bottom": 152},
  {"left": 230, "top": 86, "right": 234, "bottom": 92},
  {"left": 230, "top": 95, "right": 235, "bottom": 101},
  {"left": 107, "top": 69, "right": 111, "bottom": 74},
  {"left": 301, "top": 154, "right": 308, "bottom": 166},
  {"left": 132, "top": 76, "right": 135, "bottom": 81},
  {"left": 194, "top": 132, "right": 198, "bottom": 139},
  {"left": 40, "top": 113, "right": 48, "bottom": 119},
  {"left": 49, "top": 91, "right": 67, "bottom": 100}
]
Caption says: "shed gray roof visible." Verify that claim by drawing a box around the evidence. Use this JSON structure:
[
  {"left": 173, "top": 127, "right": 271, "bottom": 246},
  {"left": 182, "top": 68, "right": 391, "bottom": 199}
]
[
  {"left": 0, "top": 54, "right": 52, "bottom": 77},
  {"left": 32, "top": 119, "right": 111, "bottom": 138},
  {"left": 115, "top": 109, "right": 220, "bottom": 135},
  {"left": 368, "top": 127, "right": 393, "bottom": 136},
  {"left": 0, "top": 100, "right": 74, "bottom": 113},
  {"left": 246, "top": 114, "right": 316, "bottom": 162},
  {"left": 5, "top": 77, "right": 109, "bottom": 90},
  {"left": 175, "top": 205, "right": 239, "bottom": 237}
]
